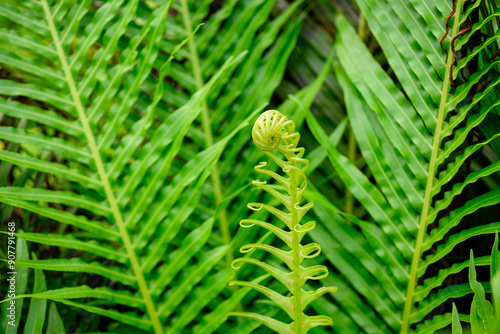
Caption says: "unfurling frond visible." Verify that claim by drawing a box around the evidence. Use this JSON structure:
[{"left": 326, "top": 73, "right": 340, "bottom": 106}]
[{"left": 227, "top": 110, "right": 337, "bottom": 334}]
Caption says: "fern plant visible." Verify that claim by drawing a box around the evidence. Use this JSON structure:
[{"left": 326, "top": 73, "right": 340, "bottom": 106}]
[
  {"left": 227, "top": 110, "right": 337, "bottom": 334},
  {"left": 295, "top": 0, "right": 500, "bottom": 332}
]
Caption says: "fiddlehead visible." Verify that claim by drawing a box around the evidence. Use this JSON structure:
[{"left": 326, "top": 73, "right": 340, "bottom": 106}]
[{"left": 227, "top": 110, "right": 337, "bottom": 334}]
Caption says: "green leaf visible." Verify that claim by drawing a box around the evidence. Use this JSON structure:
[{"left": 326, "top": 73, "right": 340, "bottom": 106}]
[
  {"left": 24, "top": 255, "right": 47, "bottom": 334},
  {"left": 46, "top": 303, "right": 65, "bottom": 334},
  {"left": 492, "top": 272, "right": 500, "bottom": 333},
  {"left": 13, "top": 258, "right": 136, "bottom": 287},
  {"left": 452, "top": 303, "right": 463, "bottom": 334},
  {"left": 0, "top": 127, "right": 90, "bottom": 164},
  {"left": 16, "top": 232, "right": 127, "bottom": 264},
  {"left": 0, "top": 188, "right": 112, "bottom": 218},
  {"left": 3, "top": 286, "right": 144, "bottom": 310},
  {"left": 0, "top": 151, "right": 101, "bottom": 191},
  {"left": 469, "top": 250, "right": 494, "bottom": 332},
  {"left": 1, "top": 238, "right": 29, "bottom": 333},
  {"left": 57, "top": 299, "right": 151, "bottom": 331}
]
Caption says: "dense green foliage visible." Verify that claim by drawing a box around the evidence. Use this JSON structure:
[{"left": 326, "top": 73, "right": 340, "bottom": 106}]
[{"left": 1, "top": 0, "right": 500, "bottom": 333}]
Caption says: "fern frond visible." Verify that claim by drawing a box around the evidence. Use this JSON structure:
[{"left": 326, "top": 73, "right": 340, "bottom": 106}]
[
  {"left": 296, "top": 0, "right": 500, "bottom": 332},
  {"left": 228, "top": 110, "right": 336, "bottom": 334},
  {"left": 0, "top": 1, "right": 259, "bottom": 332}
]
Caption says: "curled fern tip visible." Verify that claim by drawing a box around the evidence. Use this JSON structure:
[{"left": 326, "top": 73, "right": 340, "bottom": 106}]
[{"left": 252, "top": 110, "right": 295, "bottom": 151}]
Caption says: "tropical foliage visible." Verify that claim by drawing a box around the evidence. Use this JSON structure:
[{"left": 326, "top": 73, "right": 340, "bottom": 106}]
[{"left": 1, "top": 0, "right": 500, "bottom": 333}]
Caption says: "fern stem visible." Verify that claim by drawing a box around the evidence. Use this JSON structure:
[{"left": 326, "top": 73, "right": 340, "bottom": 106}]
[
  {"left": 400, "top": 1, "right": 464, "bottom": 332},
  {"left": 289, "top": 167, "right": 303, "bottom": 334},
  {"left": 179, "top": 0, "right": 234, "bottom": 264},
  {"left": 40, "top": 2, "right": 163, "bottom": 333}
]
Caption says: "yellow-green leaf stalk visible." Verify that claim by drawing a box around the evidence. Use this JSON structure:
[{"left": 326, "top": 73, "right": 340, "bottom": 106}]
[{"left": 227, "top": 110, "right": 337, "bottom": 334}]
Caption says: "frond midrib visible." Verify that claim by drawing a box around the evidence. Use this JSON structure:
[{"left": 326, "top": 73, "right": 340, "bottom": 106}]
[
  {"left": 39, "top": 1, "right": 163, "bottom": 333},
  {"left": 400, "top": 0, "right": 465, "bottom": 332}
]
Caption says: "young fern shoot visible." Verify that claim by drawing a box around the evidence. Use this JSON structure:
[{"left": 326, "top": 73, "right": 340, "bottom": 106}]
[{"left": 228, "top": 110, "right": 337, "bottom": 334}]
